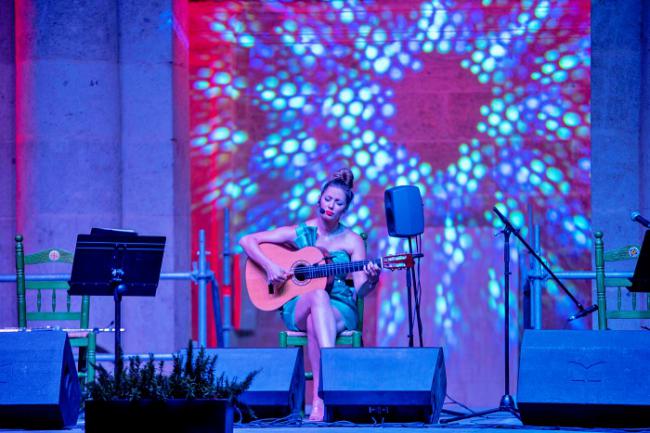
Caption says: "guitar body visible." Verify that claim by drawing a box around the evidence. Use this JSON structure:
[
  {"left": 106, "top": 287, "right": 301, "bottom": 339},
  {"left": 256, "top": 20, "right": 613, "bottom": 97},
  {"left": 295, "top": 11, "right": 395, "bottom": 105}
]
[{"left": 245, "top": 243, "right": 333, "bottom": 311}]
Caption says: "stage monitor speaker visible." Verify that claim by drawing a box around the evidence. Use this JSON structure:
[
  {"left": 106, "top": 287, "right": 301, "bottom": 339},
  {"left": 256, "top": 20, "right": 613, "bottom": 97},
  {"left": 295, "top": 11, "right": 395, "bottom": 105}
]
[
  {"left": 203, "top": 348, "right": 304, "bottom": 419},
  {"left": 0, "top": 330, "right": 81, "bottom": 429},
  {"left": 319, "top": 347, "right": 446, "bottom": 423},
  {"left": 518, "top": 330, "right": 650, "bottom": 427},
  {"left": 384, "top": 186, "right": 424, "bottom": 237}
]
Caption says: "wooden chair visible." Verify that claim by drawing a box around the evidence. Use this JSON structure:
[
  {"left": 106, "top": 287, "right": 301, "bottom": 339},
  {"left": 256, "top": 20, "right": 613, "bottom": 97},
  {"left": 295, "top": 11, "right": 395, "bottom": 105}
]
[
  {"left": 594, "top": 231, "right": 650, "bottom": 330},
  {"left": 279, "top": 296, "right": 364, "bottom": 380},
  {"left": 15, "top": 234, "right": 97, "bottom": 385}
]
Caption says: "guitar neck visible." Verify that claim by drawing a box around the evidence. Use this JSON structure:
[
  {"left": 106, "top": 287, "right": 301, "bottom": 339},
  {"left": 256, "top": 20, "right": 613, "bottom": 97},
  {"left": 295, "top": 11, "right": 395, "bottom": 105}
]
[{"left": 295, "top": 258, "right": 383, "bottom": 279}]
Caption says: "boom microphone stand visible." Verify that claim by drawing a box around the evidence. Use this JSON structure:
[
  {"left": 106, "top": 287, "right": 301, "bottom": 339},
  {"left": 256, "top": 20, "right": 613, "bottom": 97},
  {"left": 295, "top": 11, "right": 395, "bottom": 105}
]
[
  {"left": 493, "top": 207, "right": 597, "bottom": 322},
  {"left": 442, "top": 207, "right": 597, "bottom": 424},
  {"left": 441, "top": 208, "right": 518, "bottom": 423}
]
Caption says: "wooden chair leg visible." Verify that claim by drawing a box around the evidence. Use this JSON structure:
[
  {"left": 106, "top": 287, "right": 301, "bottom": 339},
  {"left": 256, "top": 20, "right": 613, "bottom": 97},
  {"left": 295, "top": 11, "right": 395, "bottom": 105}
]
[
  {"left": 87, "top": 332, "right": 96, "bottom": 384},
  {"left": 279, "top": 331, "right": 288, "bottom": 348},
  {"left": 353, "top": 331, "right": 362, "bottom": 348}
]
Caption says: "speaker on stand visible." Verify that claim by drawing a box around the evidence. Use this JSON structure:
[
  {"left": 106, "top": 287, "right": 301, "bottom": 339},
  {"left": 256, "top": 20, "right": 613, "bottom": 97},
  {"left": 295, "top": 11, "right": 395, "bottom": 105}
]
[{"left": 384, "top": 185, "right": 425, "bottom": 347}]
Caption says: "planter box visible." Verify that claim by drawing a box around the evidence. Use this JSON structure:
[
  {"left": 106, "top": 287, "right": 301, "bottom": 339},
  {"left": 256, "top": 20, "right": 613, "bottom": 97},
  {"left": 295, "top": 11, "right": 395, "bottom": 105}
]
[{"left": 85, "top": 399, "right": 233, "bottom": 433}]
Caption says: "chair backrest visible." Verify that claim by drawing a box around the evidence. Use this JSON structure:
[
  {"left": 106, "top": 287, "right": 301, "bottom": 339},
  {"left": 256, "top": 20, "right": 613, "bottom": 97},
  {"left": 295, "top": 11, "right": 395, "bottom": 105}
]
[
  {"left": 356, "top": 231, "right": 369, "bottom": 331},
  {"left": 355, "top": 293, "right": 365, "bottom": 331},
  {"left": 340, "top": 231, "right": 368, "bottom": 332},
  {"left": 594, "top": 231, "right": 649, "bottom": 330},
  {"left": 15, "top": 235, "right": 90, "bottom": 329}
]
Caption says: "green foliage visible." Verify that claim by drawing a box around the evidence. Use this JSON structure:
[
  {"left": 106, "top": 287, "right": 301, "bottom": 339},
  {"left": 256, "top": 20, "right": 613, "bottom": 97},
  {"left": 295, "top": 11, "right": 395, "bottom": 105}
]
[{"left": 87, "top": 341, "right": 258, "bottom": 417}]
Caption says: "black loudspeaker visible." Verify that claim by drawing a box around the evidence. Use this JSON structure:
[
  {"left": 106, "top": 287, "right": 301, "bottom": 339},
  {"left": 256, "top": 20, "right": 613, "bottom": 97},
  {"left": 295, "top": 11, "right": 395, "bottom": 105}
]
[
  {"left": 518, "top": 330, "right": 650, "bottom": 427},
  {"left": 0, "top": 331, "right": 80, "bottom": 429},
  {"left": 204, "top": 348, "right": 304, "bottom": 419},
  {"left": 319, "top": 348, "right": 446, "bottom": 423},
  {"left": 384, "top": 186, "right": 424, "bottom": 237}
]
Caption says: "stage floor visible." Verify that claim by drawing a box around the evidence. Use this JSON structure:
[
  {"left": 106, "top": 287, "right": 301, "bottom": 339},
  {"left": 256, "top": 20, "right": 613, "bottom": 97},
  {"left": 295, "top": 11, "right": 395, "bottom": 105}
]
[{"left": 0, "top": 412, "right": 641, "bottom": 433}]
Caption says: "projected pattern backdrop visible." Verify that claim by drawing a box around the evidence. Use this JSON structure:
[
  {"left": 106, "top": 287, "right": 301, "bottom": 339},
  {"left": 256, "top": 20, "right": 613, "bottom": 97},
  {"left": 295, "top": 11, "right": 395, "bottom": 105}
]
[{"left": 189, "top": 0, "right": 590, "bottom": 404}]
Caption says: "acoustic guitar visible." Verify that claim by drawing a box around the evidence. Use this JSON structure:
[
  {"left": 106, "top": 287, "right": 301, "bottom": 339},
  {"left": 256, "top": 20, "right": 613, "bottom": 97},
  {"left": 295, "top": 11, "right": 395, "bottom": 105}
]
[{"left": 245, "top": 243, "right": 417, "bottom": 311}]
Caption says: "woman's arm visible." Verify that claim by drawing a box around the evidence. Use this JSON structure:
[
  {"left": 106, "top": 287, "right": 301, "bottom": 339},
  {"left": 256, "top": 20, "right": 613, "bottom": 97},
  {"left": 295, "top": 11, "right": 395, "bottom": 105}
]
[
  {"left": 349, "top": 233, "right": 380, "bottom": 298},
  {"left": 239, "top": 225, "right": 297, "bottom": 285}
]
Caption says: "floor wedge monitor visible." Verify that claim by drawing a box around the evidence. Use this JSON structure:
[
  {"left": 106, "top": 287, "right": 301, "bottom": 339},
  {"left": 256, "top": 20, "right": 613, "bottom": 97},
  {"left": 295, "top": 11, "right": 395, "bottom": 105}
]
[
  {"left": 202, "top": 347, "right": 305, "bottom": 420},
  {"left": 518, "top": 330, "right": 650, "bottom": 427},
  {"left": 0, "top": 330, "right": 81, "bottom": 429},
  {"left": 319, "top": 347, "right": 446, "bottom": 423}
]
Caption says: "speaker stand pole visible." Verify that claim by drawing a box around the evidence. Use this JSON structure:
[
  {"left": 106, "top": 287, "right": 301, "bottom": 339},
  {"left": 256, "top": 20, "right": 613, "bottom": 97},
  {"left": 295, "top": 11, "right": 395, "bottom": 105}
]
[
  {"left": 405, "top": 244, "right": 414, "bottom": 347},
  {"left": 441, "top": 225, "right": 519, "bottom": 423},
  {"left": 408, "top": 236, "right": 424, "bottom": 347}
]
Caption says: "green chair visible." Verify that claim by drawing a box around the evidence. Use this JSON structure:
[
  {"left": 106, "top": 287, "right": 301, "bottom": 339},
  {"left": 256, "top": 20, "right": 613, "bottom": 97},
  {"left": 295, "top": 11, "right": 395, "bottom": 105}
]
[
  {"left": 279, "top": 296, "right": 364, "bottom": 380},
  {"left": 15, "top": 234, "right": 96, "bottom": 385},
  {"left": 594, "top": 231, "right": 650, "bottom": 330}
]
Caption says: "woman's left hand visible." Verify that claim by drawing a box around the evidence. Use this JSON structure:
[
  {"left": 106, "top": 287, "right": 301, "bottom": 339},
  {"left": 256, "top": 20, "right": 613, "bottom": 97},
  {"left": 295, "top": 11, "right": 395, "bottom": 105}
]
[{"left": 363, "top": 262, "right": 381, "bottom": 285}]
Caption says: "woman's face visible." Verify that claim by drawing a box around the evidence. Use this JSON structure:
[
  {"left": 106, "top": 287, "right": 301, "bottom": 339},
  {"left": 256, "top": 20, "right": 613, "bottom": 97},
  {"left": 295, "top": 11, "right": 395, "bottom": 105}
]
[{"left": 319, "top": 186, "right": 348, "bottom": 221}]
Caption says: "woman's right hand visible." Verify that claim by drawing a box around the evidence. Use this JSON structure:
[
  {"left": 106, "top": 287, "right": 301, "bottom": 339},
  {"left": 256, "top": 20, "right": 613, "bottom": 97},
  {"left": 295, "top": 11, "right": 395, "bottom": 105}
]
[{"left": 265, "top": 262, "right": 292, "bottom": 287}]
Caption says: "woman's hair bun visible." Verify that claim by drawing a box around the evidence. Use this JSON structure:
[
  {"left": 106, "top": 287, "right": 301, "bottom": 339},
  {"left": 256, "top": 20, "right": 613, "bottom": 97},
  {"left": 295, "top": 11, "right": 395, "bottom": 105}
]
[{"left": 332, "top": 167, "right": 354, "bottom": 189}]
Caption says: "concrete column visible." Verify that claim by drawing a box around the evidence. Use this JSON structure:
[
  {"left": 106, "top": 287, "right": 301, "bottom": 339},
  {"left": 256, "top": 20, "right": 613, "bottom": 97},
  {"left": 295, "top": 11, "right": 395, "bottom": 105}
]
[
  {"left": 118, "top": 0, "right": 191, "bottom": 354},
  {"left": 591, "top": 0, "right": 649, "bottom": 330},
  {"left": 640, "top": 2, "right": 650, "bottom": 222},
  {"left": 0, "top": 1, "right": 16, "bottom": 326},
  {"left": 14, "top": 1, "right": 121, "bottom": 338},
  {"left": 591, "top": 0, "right": 642, "bottom": 248}
]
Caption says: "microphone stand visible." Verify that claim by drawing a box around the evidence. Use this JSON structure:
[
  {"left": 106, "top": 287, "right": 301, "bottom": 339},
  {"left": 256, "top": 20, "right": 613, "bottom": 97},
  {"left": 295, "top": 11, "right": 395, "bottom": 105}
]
[
  {"left": 442, "top": 207, "right": 597, "bottom": 424},
  {"left": 491, "top": 207, "right": 597, "bottom": 322},
  {"left": 441, "top": 210, "right": 518, "bottom": 423}
]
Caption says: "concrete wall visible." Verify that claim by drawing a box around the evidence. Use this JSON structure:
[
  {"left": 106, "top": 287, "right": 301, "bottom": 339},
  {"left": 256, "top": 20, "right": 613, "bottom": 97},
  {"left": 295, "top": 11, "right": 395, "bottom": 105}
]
[
  {"left": 591, "top": 0, "right": 650, "bottom": 329},
  {"left": 2, "top": 0, "right": 190, "bottom": 355},
  {"left": 118, "top": 0, "right": 191, "bottom": 354},
  {"left": 641, "top": 1, "right": 650, "bottom": 219},
  {"left": 14, "top": 0, "right": 123, "bottom": 343},
  {"left": 0, "top": 0, "right": 16, "bottom": 327},
  {"left": 591, "top": 0, "right": 647, "bottom": 246}
]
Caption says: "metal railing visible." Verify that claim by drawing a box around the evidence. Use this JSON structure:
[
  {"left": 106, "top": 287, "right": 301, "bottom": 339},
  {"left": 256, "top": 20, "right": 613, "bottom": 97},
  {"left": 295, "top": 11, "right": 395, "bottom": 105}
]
[
  {"left": 0, "top": 228, "right": 232, "bottom": 361},
  {"left": 523, "top": 224, "right": 633, "bottom": 328}
]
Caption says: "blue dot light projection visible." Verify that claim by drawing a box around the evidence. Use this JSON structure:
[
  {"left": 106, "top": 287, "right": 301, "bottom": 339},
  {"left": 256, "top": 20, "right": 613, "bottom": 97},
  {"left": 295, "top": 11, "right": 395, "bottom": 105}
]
[{"left": 190, "top": 0, "right": 590, "bottom": 405}]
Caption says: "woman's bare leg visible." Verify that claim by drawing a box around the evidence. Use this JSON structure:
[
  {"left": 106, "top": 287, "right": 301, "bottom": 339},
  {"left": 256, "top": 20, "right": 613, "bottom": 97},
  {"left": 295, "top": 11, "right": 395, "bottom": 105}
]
[
  {"left": 293, "top": 290, "right": 346, "bottom": 421},
  {"left": 305, "top": 315, "right": 324, "bottom": 420},
  {"left": 294, "top": 290, "right": 337, "bottom": 346}
]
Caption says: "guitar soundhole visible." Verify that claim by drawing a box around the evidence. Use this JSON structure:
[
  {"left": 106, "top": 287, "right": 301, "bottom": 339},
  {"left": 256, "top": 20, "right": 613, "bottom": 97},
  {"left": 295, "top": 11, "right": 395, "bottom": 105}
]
[{"left": 292, "top": 262, "right": 311, "bottom": 284}]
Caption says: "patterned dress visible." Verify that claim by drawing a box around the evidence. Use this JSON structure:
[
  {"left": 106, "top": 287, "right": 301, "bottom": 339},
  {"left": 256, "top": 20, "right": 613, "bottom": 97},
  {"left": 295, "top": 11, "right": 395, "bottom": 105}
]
[{"left": 280, "top": 223, "right": 358, "bottom": 331}]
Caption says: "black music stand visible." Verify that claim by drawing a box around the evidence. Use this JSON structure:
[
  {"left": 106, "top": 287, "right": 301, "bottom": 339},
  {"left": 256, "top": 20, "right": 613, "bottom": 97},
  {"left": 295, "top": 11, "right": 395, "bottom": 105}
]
[
  {"left": 68, "top": 228, "right": 165, "bottom": 384},
  {"left": 630, "top": 230, "right": 650, "bottom": 292}
]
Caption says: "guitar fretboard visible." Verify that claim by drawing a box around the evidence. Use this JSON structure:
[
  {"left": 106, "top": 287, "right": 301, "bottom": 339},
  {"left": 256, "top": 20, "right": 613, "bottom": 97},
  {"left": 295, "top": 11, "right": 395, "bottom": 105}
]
[{"left": 293, "top": 258, "right": 382, "bottom": 279}]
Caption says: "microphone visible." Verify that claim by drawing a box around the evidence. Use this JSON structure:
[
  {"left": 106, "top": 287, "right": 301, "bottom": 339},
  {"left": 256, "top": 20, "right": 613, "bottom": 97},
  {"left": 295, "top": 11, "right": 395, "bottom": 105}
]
[
  {"left": 319, "top": 207, "right": 325, "bottom": 214},
  {"left": 568, "top": 304, "right": 598, "bottom": 321},
  {"left": 631, "top": 211, "right": 650, "bottom": 229}
]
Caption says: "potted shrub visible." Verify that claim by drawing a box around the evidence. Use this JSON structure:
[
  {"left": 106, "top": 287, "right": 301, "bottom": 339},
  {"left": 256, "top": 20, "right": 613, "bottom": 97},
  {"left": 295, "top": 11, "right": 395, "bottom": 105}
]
[{"left": 85, "top": 343, "right": 257, "bottom": 433}]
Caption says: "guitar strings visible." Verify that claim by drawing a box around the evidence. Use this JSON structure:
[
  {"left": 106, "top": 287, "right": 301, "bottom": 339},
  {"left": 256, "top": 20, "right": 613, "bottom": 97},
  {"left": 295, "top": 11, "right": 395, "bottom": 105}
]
[
  {"left": 292, "top": 255, "right": 408, "bottom": 276},
  {"left": 292, "top": 258, "right": 384, "bottom": 278}
]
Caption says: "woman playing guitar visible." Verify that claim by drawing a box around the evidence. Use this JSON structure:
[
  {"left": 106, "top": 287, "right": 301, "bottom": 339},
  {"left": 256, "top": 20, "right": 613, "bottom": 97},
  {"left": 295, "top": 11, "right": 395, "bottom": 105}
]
[{"left": 239, "top": 168, "right": 381, "bottom": 421}]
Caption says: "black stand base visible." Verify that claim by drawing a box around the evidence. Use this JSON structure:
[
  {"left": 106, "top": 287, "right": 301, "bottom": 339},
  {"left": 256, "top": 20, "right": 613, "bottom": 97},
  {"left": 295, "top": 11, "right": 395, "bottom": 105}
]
[
  {"left": 440, "top": 408, "right": 468, "bottom": 417},
  {"left": 440, "top": 394, "right": 519, "bottom": 424}
]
